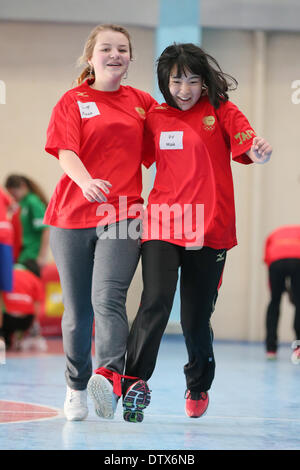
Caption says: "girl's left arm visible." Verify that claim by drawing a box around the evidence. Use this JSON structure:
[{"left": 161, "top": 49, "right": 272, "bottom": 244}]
[{"left": 246, "top": 136, "right": 272, "bottom": 164}]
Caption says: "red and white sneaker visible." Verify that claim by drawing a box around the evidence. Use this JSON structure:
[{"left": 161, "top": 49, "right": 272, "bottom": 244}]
[
  {"left": 185, "top": 390, "right": 209, "bottom": 418},
  {"left": 266, "top": 351, "right": 277, "bottom": 360},
  {"left": 291, "top": 346, "right": 300, "bottom": 365}
]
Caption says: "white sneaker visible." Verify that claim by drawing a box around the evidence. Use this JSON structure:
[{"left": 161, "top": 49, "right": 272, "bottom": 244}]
[
  {"left": 20, "top": 336, "right": 48, "bottom": 352},
  {"left": 87, "top": 374, "right": 118, "bottom": 419},
  {"left": 64, "top": 386, "right": 88, "bottom": 421}
]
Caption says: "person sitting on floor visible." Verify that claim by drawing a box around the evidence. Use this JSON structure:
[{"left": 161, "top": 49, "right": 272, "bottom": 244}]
[{"left": 1, "top": 260, "right": 47, "bottom": 351}]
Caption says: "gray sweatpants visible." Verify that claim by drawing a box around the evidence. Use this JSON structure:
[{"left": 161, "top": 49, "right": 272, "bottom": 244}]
[{"left": 50, "top": 219, "right": 141, "bottom": 390}]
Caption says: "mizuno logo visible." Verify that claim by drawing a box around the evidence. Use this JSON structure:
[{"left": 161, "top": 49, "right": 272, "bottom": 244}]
[{"left": 216, "top": 251, "right": 226, "bottom": 262}]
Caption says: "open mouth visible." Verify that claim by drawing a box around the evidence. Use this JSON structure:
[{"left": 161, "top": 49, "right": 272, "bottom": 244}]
[{"left": 177, "top": 97, "right": 191, "bottom": 102}]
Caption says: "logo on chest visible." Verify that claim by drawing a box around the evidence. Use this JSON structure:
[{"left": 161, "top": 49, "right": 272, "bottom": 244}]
[
  {"left": 76, "top": 91, "right": 89, "bottom": 98},
  {"left": 202, "top": 115, "right": 215, "bottom": 131},
  {"left": 135, "top": 107, "right": 146, "bottom": 119},
  {"left": 159, "top": 131, "right": 183, "bottom": 150}
]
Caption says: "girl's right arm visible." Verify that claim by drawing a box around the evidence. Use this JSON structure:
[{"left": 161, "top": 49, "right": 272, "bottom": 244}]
[{"left": 58, "top": 149, "right": 112, "bottom": 203}]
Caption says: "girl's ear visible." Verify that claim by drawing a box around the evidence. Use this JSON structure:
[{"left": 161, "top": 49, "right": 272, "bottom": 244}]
[{"left": 201, "top": 84, "right": 208, "bottom": 96}]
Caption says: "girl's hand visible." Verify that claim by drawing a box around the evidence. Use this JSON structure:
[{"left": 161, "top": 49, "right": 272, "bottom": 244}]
[
  {"left": 248, "top": 136, "right": 272, "bottom": 164},
  {"left": 80, "top": 178, "right": 112, "bottom": 203},
  {"left": 57, "top": 150, "right": 112, "bottom": 202}
]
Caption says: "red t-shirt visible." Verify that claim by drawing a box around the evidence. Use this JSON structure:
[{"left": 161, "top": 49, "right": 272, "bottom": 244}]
[
  {"left": 11, "top": 207, "right": 22, "bottom": 261},
  {"left": 264, "top": 226, "right": 300, "bottom": 266},
  {"left": 0, "top": 187, "right": 13, "bottom": 246},
  {"left": 2, "top": 267, "right": 44, "bottom": 316},
  {"left": 44, "top": 81, "right": 156, "bottom": 228},
  {"left": 142, "top": 97, "right": 255, "bottom": 249}
]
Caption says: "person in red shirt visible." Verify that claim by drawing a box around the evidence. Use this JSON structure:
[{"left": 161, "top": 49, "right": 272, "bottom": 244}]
[
  {"left": 0, "top": 187, "right": 14, "bottom": 289},
  {"left": 122, "top": 43, "right": 272, "bottom": 423},
  {"left": 263, "top": 225, "right": 300, "bottom": 362},
  {"left": 0, "top": 187, "right": 14, "bottom": 347},
  {"left": 1, "top": 261, "right": 44, "bottom": 349},
  {"left": 45, "top": 24, "right": 156, "bottom": 422}
]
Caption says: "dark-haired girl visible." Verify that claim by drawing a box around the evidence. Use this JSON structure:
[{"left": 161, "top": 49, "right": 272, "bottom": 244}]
[
  {"left": 122, "top": 43, "right": 272, "bottom": 422},
  {"left": 5, "top": 174, "right": 49, "bottom": 271}
]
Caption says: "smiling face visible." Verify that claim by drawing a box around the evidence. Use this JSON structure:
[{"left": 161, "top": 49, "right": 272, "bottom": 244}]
[
  {"left": 88, "top": 29, "right": 131, "bottom": 89},
  {"left": 168, "top": 65, "right": 203, "bottom": 111}
]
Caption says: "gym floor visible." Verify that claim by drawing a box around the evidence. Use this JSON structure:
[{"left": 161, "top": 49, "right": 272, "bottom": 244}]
[{"left": 0, "top": 335, "right": 299, "bottom": 451}]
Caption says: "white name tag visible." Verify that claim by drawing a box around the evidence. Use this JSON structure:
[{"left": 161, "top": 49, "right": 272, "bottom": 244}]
[
  {"left": 77, "top": 101, "right": 100, "bottom": 119},
  {"left": 159, "top": 131, "right": 183, "bottom": 150}
]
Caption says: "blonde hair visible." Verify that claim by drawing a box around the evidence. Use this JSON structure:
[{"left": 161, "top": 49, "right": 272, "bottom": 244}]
[{"left": 76, "top": 24, "right": 133, "bottom": 85}]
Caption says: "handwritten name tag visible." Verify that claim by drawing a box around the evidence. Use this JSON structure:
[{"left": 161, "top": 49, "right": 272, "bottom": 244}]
[
  {"left": 77, "top": 101, "right": 100, "bottom": 119},
  {"left": 159, "top": 131, "right": 183, "bottom": 150}
]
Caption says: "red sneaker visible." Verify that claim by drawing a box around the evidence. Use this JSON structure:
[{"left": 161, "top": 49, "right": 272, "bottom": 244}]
[
  {"left": 185, "top": 390, "right": 209, "bottom": 418},
  {"left": 266, "top": 351, "right": 277, "bottom": 360}
]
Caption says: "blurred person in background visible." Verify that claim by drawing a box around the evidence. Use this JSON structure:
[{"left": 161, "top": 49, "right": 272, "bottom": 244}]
[
  {"left": 1, "top": 260, "right": 46, "bottom": 352},
  {"left": 5, "top": 175, "right": 49, "bottom": 349},
  {"left": 264, "top": 225, "right": 300, "bottom": 363},
  {"left": 5, "top": 174, "right": 49, "bottom": 275},
  {"left": 0, "top": 186, "right": 15, "bottom": 347}
]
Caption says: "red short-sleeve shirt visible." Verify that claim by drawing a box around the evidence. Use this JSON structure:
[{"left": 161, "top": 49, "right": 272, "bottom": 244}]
[
  {"left": 3, "top": 267, "right": 44, "bottom": 316},
  {"left": 0, "top": 187, "right": 13, "bottom": 246},
  {"left": 264, "top": 226, "right": 300, "bottom": 266},
  {"left": 44, "top": 81, "right": 156, "bottom": 228},
  {"left": 142, "top": 97, "right": 255, "bottom": 249}
]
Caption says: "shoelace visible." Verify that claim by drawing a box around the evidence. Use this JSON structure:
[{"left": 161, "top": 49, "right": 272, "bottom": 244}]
[
  {"left": 68, "top": 389, "right": 86, "bottom": 405},
  {"left": 94, "top": 367, "right": 140, "bottom": 397}
]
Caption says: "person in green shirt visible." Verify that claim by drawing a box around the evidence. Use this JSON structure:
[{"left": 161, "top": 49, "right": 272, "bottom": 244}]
[{"left": 5, "top": 175, "right": 49, "bottom": 273}]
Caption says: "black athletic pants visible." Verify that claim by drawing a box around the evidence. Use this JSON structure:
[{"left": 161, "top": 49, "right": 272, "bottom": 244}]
[
  {"left": 124, "top": 241, "right": 226, "bottom": 393},
  {"left": 266, "top": 258, "right": 300, "bottom": 352}
]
